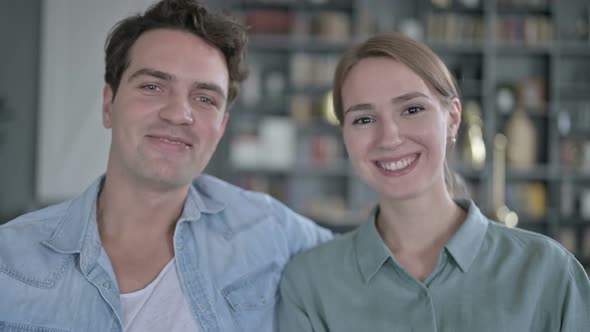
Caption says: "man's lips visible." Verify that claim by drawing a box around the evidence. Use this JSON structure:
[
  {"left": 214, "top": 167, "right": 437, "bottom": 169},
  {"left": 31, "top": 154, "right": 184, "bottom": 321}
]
[{"left": 146, "top": 134, "right": 193, "bottom": 147}]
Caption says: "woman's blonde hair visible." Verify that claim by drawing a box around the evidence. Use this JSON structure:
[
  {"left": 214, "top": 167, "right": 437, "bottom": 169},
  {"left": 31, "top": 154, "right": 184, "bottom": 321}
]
[{"left": 333, "top": 32, "right": 467, "bottom": 197}]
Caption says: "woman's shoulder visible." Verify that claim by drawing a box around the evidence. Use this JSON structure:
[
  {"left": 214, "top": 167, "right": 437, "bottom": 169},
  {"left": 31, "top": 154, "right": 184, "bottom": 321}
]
[
  {"left": 485, "top": 218, "right": 575, "bottom": 263},
  {"left": 458, "top": 200, "right": 569, "bottom": 259}
]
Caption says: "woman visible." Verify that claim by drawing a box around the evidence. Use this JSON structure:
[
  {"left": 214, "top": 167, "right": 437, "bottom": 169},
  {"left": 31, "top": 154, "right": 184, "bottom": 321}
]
[{"left": 277, "top": 32, "right": 590, "bottom": 332}]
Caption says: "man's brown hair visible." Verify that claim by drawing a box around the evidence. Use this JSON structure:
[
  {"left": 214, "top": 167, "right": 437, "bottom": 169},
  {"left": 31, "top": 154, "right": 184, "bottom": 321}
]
[{"left": 104, "top": 0, "right": 248, "bottom": 107}]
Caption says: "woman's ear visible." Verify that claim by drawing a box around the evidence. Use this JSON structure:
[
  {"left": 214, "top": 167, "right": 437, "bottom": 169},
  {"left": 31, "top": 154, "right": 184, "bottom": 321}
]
[{"left": 448, "top": 97, "right": 462, "bottom": 138}]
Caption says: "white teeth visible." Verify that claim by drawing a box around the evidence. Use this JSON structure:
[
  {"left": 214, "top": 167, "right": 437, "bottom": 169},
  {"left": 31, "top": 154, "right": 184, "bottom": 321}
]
[
  {"left": 159, "top": 138, "right": 184, "bottom": 145},
  {"left": 378, "top": 155, "right": 416, "bottom": 171}
]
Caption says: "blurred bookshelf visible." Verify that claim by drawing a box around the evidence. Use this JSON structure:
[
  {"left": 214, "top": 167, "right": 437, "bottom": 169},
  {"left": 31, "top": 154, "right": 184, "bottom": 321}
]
[{"left": 213, "top": 0, "right": 590, "bottom": 270}]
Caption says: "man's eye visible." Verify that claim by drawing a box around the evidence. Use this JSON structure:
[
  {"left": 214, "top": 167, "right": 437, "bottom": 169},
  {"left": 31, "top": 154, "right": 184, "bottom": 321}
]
[
  {"left": 352, "top": 117, "right": 375, "bottom": 125},
  {"left": 141, "top": 84, "right": 160, "bottom": 91},
  {"left": 198, "top": 96, "right": 213, "bottom": 104}
]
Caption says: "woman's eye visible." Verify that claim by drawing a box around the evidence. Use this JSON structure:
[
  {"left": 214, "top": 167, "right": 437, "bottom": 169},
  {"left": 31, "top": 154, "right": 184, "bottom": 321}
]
[
  {"left": 352, "top": 117, "right": 375, "bottom": 125},
  {"left": 403, "top": 106, "right": 425, "bottom": 115}
]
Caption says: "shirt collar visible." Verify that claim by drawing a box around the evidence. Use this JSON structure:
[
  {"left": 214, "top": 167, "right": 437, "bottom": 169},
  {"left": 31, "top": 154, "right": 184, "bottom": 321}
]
[
  {"left": 355, "top": 200, "right": 489, "bottom": 282},
  {"left": 355, "top": 206, "right": 392, "bottom": 283},
  {"left": 181, "top": 179, "right": 226, "bottom": 221},
  {"left": 444, "top": 199, "right": 488, "bottom": 272},
  {"left": 43, "top": 175, "right": 227, "bottom": 272},
  {"left": 42, "top": 176, "right": 104, "bottom": 274}
]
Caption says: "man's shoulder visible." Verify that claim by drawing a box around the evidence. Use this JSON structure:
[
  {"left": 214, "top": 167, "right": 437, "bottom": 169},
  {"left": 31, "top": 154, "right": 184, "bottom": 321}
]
[
  {"left": 0, "top": 200, "right": 71, "bottom": 240},
  {"left": 285, "top": 230, "right": 356, "bottom": 278},
  {"left": 192, "top": 174, "right": 332, "bottom": 251},
  {"left": 193, "top": 174, "right": 276, "bottom": 207},
  {"left": 192, "top": 174, "right": 294, "bottom": 218},
  {"left": 0, "top": 200, "right": 75, "bottom": 288}
]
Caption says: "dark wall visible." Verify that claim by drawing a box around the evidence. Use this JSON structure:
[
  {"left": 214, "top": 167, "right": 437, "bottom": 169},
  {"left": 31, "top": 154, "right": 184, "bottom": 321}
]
[{"left": 0, "top": 1, "right": 41, "bottom": 222}]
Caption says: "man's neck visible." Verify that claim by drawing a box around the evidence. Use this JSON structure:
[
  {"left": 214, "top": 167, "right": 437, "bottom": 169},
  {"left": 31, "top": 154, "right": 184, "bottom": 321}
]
[
  {"left": 97, "top": 172, "right": 190, "bottom": 240},
  {"left": 96, "top": 172, "right": 190, "bottom": 293}
]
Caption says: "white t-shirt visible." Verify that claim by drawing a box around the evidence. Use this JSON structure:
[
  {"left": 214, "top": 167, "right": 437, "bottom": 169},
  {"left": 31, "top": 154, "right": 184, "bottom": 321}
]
[{"left": 120, "top": 259, "right": 201, "bottom": 332}]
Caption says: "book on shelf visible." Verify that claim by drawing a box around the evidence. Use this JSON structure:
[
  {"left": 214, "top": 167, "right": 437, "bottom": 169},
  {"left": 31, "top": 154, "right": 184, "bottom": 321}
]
[
  {"left": 244, "top": 9, "right": 293, "bottom": 35},
  {"left": 290, "top": 53, "right": 339, "bottom": 87},
  {"left": 504, "top": 109, "right": 538, "bottom": 170},
  {"left": 496, "top": 0, "right": 550, "bottom": 10},
  {"left": 496, "top": 15, "right": 552, "bottom": 45},
  {"left": 427, "top": 13, "right": 484, "bottom": 44},
  {"left": 230, "top": 117, "right": 296, "bottom": 171}
]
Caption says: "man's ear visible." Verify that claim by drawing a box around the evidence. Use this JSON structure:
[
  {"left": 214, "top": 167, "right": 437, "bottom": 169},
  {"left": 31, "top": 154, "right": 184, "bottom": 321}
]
[
  {"left": 448, "top": 97, "right": 462, "bottom": 138},
  {"left": 102, "top": 84, "right": 114, "bottom": 129},
  {"left": 219, "top": 112, "right": 229, "bottom": 136}
]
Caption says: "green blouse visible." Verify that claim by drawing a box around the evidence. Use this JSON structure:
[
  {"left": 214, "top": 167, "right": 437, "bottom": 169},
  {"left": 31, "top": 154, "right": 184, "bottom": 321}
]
[{"left": 278, "top": 200, "right": 590, "bottom": 332}]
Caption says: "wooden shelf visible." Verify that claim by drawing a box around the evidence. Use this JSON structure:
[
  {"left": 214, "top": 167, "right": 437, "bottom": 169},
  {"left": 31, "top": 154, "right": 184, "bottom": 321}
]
[
  {"left": 233, "top": 164, "right": 350, "bottom": 177},
  {"left": 235, "top": 102, "right": 288, "bottom": 115},
  {"left": 559, "top": 83, "right": 590, "bottom": 100},
  {"left": 429, "top": 42, "right": 485, "bottom": 54},
  {"left": 429, "top": 4, "right": 484, "bottom": 14},
  {"left": 558, "top": 41, "right": 590, "bottom": 56},
  {"left": 235, "top": 0, "right": 354, "bottom": 12},
  {"left": 249, "top": 34, "right": 356, "bottom": 52},
  {"left": 495, "top": 43, "right": 553, "bottom": 55},
  {"left": 506, "top": 165, "right": 556, "bottom": 181},
  {"left": 560, "top": 170, "right": 590, "bottom": 182},
  {"left": 560, "top": 218, "right": 590, "bottom": 226},
  {"left": 496, "top": 5, "right": 552, "bottom": 16},
  {"left": 291, "top": 84, "right": 332, "bottom": 96}
]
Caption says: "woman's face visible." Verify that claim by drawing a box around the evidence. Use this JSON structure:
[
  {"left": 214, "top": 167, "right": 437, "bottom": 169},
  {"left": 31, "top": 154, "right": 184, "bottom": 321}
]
[{"left": 341, "top": 57, "right": 461, "bottom": 201}]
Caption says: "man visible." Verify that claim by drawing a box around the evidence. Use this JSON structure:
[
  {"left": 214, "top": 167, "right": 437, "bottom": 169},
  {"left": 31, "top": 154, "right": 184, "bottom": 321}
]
[{"left": 0, "top": 1, "right": 331, "bottom": 331}]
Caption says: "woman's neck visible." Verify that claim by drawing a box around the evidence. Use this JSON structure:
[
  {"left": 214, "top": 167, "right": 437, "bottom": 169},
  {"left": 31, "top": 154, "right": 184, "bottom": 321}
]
[
  {"left": 376, "top": 189, "right": 466, "bottom": 255},
  {"left": 376, "top": 190, "right": 467, "bottom": 282}
]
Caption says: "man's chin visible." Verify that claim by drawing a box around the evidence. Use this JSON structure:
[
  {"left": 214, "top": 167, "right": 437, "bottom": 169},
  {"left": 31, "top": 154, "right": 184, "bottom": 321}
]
[{"left": 141, "top": 173, "right": 195, "bottom": 192}]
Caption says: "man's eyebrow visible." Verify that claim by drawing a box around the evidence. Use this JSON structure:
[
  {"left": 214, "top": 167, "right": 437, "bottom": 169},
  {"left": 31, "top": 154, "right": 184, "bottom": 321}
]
[
  {"left": 392, "top": 91, "right": 432, "bottom": 103},
  {"left": 193, "top": 82, "right": 226, "bottom": 101},
  {"left": 127, "top": 68, "right": 174, "bottom": 82}
]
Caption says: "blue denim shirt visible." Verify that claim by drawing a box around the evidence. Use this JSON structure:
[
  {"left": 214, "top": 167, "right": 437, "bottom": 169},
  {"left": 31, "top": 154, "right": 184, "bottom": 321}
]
[{"left": 0, "top": 175, "right": 332, "bottom": 332}]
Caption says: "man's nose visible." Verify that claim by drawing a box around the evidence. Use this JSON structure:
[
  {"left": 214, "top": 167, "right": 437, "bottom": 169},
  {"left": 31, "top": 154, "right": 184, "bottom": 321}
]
[{"left": 159, "top": 93, "right": 194, "bottom": 125}]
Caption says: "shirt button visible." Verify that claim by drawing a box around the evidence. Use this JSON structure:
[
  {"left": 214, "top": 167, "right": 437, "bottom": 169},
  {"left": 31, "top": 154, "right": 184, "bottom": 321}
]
[
  {"left": 197, "top": 304, "right": 206, "bottom": 312},
  {"left": 103, "top": 282, "right": 112, "bottom": 289},
  {"left": 177, "top": 243, "right": 185, "bottom": 250}
]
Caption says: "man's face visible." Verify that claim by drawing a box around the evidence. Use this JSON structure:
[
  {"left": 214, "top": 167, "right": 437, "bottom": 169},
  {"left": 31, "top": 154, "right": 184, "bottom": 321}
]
[{"left": 102, "top": 28, "right": 229, "bottom": 191}]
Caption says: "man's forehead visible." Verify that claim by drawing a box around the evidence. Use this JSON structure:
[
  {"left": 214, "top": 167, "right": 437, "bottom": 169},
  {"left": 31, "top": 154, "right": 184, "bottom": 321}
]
[{"left": 123, "top": 30, "right": 229, "bottom": 89}]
